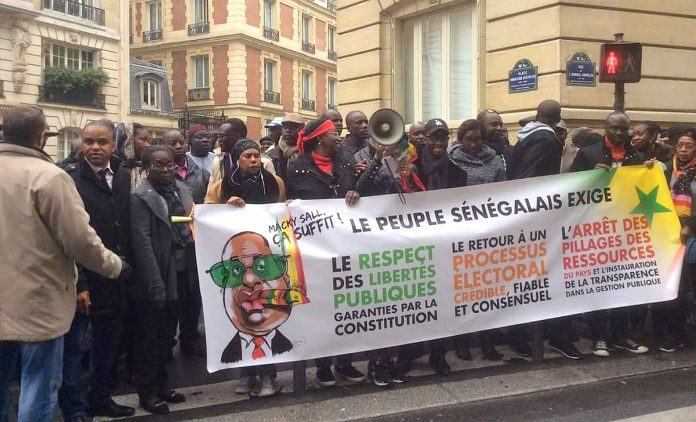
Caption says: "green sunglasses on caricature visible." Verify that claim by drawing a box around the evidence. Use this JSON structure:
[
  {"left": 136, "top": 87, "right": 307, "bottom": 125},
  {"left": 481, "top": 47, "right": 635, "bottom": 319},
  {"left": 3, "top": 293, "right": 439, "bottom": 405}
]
[{"left": 207, "top": 254, "right": 288, "bottom": 288}]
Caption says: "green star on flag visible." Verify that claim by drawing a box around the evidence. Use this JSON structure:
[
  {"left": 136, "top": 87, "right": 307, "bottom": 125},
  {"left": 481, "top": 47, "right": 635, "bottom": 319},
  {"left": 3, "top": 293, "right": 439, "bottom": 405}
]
[{"left": 629, "top": 185, "right": 671, "bottom": 227}]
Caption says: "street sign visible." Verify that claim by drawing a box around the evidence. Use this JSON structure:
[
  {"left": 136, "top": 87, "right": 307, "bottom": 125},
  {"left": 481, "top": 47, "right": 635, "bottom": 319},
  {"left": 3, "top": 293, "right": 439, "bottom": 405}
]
[
  {"left": 599, "top": 42, "right": 642, "bottom": 83},
  {"left": 566, "top": 52, "right": 596, "bottom": 86},
  {"left": 508, "top": 59, "right": 538, "bottom": 93}
]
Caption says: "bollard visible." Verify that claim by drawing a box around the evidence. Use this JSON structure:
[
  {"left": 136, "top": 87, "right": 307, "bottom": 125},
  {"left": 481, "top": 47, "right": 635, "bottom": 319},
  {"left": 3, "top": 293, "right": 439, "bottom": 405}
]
[
  {"left": 532, "top": 322, "right": 544, "bottom": 363},
  {"left": 293, "top": 361, "right": 306, "bottom": 398}
]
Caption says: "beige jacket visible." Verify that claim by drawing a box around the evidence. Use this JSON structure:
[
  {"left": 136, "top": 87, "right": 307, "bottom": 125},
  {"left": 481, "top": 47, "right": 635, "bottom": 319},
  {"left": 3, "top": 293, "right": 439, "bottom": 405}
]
[{"left": 0, "top": 144, "right": 122, "bottom": 341}]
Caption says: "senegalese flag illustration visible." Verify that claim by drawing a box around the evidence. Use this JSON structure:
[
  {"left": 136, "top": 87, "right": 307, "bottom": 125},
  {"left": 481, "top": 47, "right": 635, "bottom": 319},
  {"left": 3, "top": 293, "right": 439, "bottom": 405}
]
[{"left": 272, "top": 209, "right": 309, "bottom": 307}]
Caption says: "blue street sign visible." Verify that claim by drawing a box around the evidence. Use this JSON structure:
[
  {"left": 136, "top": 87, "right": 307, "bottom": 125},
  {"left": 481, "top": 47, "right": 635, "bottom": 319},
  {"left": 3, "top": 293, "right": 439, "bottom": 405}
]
[
  {"left": 508, "top": 59, "right": 538, "bottom": 93},
  {"left": 566, "top": 52, "right": 596, "bottom": 86}
]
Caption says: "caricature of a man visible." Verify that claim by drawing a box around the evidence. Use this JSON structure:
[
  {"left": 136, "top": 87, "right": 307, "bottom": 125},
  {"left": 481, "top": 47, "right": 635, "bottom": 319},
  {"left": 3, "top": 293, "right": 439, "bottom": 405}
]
[{"left": 208, "top": 231, "right": 307, "bottom": 363}]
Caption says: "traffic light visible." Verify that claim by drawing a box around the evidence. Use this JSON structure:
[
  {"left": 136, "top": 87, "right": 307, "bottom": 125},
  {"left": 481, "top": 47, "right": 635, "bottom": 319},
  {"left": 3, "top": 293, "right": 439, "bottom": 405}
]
[{"left": 599, "top": 42, "right": 642, "bottom": 83}]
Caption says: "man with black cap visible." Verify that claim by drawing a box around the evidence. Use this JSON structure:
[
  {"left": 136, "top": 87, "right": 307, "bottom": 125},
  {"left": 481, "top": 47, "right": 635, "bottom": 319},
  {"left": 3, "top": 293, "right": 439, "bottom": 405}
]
[
  {"left": 266, "top": 112, "right": 305, "bottom": 180},
  {"left": 407, "top": 117, "right": 467, "bottom": 376}
]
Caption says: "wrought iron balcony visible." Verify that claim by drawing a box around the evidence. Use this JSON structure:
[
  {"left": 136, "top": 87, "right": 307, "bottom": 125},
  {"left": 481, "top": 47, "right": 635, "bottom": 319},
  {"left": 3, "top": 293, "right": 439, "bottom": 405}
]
[
  {"left": 263, "top": 90, "right": 280, "bottom": 104},
  {"left": 39, "top": 86, "right": 105, "bottom": 109},
  {"left": 143, "top": 29, "right": 163, "bottom": 42},
  {"left": 328, "top": 50, "right": 337, "bottom": 61},
  {"left": 301, "top": 98, "right": 315, "bottom": 111},
  {"left": 263, "top": 26, "right": 279, "bottom": 41},
  {"left": 302, "top": 41, "right": 315, "bottom": 54},
  {"left": 188, "top": 22, "right": 209, "bottom": 36},
  {"left": 42, "top": 0, "right": 105, "bottom": 25},
  {"left": 188, "top": 87, "right": 210, "bottom": 101}
]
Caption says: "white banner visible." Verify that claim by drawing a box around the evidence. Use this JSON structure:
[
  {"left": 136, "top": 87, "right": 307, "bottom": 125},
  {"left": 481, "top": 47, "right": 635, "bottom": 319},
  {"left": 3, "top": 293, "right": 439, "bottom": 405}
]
[{"left": 195, "top": 166, "right": 683, "bottom": 371}]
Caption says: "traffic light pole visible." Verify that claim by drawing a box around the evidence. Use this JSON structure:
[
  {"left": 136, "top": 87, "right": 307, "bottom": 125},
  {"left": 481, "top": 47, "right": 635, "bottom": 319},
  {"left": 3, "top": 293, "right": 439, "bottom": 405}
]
[{"left": 613, "top": 81, "right": 625, "bottom": 112}]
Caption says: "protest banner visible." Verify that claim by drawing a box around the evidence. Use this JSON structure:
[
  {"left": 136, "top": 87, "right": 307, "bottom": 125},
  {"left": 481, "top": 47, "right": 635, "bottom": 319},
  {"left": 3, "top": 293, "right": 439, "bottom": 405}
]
[{"left": 194, "top": 166, "right": 683, "bottom": 371}]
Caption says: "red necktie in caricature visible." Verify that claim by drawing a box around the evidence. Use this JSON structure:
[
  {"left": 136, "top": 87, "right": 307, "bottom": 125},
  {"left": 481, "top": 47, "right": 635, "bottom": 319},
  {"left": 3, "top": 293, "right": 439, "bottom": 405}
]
[{"left": 252, "top": 336, "right": 266, "bottom": 359}]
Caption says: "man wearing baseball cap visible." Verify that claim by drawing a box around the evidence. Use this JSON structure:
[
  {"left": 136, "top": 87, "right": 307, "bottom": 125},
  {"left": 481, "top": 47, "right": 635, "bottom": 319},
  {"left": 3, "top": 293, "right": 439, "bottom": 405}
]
[{"left": 264, "top": 117, "right": 283, "bottom": 152}]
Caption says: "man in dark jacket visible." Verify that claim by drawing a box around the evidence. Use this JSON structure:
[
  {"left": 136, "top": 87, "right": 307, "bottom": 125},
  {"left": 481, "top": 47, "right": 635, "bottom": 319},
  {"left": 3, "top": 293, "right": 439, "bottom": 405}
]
[
  {"left": 509, "top": 100, "right": 563, "bottom": 179},
  {"left": 571, "top": 111, "right": 650, "bottom": 357},
  {"left": 60, "top": 120, "right": 135, "bottom": 420},
  {"left": 477, "top": 109, "right": 513, "bottom": 174},
  {"left": 267, "top": 113, "right": 305, "bottom": 181},
  {"left": 341, "top": 111, "right": 370, "bottom": 158},
  {"left": 160, "top": 129, "right": 207, "bottom": 357},
  {"left": 410, "top": 118, "right": 467, "bottom": 375},
  {"left": 507, "top": 101, "right": 584, "bottom": 361}
]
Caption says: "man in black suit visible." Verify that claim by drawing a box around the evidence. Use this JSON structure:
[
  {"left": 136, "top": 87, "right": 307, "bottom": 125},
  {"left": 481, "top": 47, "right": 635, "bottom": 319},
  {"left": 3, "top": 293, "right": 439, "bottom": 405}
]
[
  {"left": 59, "top": 120, "right": 135, "bottom": 420},
  {"left": 210, "top": 232, "right": 307, "bottom": 397}
]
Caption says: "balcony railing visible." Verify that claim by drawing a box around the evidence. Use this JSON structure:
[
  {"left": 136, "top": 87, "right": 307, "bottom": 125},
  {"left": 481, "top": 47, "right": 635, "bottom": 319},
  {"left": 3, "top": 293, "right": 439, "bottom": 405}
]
[
  {"left": 301, "top": 98, "right": 315, "bottom": 111},
  {"left": 188, "top": 87, "right": 210, "bottom": 101},
  {"left": 143, "top": 29, "right": 163, "bottom": 42},
  {"left": 263, "top": 90, "right": 281, "bottom": 104},
  {"left": 39, "top": 86, "right": 105, "bottom": 109},
  {"left": 42, "top": 0, "right": 105, "bottom": 25},
  {"left": 188, "top": 22, "right": 209, "bottom": 36},
  {"left": 263, "top": 26, "right": 279, "bottom": 41},
  {"left": 302, "top": 41, "right": 315, "bottom": 54},
  {"left": 328, "top": 50, "right": 337, "bottom": 61}
]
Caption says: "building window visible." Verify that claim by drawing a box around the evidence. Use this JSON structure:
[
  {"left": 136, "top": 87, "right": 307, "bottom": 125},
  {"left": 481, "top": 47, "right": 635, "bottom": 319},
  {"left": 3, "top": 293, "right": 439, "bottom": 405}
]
[
  {"left": 263, "top": 59, "right": 280, "bottom": 104},
  {"left": 192, "top": 0, "right": 208, "bottom": 23},
  {"left": 142, "top": 79, "right": 160, "bottom": 109},
  {"left": 57, "top": 128, "right": 81, "bottom": 161},
  {"left": 402, "top": 5, "right": 475, "bottom": 122},
  {"left": 148, "top": 60, "right": 163, "bottom": 66},
  {"left": 44, "top": 43, "right": 95, "bottom": 70},
  {"left": 328, "top": 77, "right": 337, "bottom": 108},
  {"left": 301, "top": 70, "right": 314, "bottom": 110},
  {"left": 263, "top": 0, "right": 275, "bottom": 28},
  {"left": 148, "top": 1, "right": 161, "bottom": 30},
  {"left": 328, "top": 26, "right": 336, "bottom": 51},
  {"left": 193, "top": 56, "right": 209, "bottom": 88},
  {"left": 302, "top": 15, "right": 312, "bottom": 43}
]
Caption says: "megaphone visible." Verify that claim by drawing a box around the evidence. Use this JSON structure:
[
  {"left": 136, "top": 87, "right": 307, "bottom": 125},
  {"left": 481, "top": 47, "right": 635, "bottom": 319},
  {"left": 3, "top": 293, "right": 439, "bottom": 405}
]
[{"left": 368, "top": 108, "right": 405, "bottom": 146}]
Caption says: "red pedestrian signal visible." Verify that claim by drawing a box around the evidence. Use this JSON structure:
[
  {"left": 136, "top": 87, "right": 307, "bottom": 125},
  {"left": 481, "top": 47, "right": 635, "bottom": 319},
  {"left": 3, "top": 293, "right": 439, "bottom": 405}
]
[{"left": 599, "top": 43, "right": 642, "bottom": 83}]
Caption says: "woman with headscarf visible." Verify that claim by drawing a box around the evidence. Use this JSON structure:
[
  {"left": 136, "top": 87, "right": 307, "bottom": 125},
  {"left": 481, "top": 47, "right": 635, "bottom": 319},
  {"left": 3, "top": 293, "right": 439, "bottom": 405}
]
[
  {"left": 205, "top": 139, "right": 285, "bottom": 206},
  {"left": 204, "top": 139, "right": 285, "bottom": 397},
  {"left": 130, "top": 145, "right": 193, "bottom": 414},
  {"left": 286, "top": 117, "right": 364, "bottom": 388},
  {"left": 654, "top": 129, "right": 696, "bottom": 353}
]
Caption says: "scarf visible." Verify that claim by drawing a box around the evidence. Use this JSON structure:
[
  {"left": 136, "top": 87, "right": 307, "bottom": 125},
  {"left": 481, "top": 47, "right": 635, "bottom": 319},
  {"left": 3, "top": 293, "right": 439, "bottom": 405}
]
[
  {"left": 311, "top": 152, "right": 334, "bottom": 174},
  {"left": 672, "top": 156, "right": 696, "bottom": 218},
  {"left": 297, "top": 120, "right": 335, "bottom": 154},
  {"left": 400, "top": 167, "right": 426, "bottom": 193},
  {"left": 220, "top": 168, "right": 280, "bottom": 204},
  {"left": 604, "top": 135, "right": 626, "bottom": 163},
  {"left": 152, "top": 181, "right": 193, "bottom": 248},
  {"left": 419, "top": 148, "right": 450, "bottom": 190},
  {"left": 278, "top": 138, "right": 299, "bottom": 166}
]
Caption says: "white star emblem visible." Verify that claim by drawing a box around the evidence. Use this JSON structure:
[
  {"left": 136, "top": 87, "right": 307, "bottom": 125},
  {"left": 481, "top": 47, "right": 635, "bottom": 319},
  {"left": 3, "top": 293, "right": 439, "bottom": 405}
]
[{"left": 435, "top": 120, "right": 443, "bottom": 126}]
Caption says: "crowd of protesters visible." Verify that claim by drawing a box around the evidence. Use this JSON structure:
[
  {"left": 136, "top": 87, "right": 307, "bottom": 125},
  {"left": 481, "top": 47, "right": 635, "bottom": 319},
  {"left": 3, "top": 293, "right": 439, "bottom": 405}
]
[{"left": 1, "top": 101, "right": 695, "bottom": 420}]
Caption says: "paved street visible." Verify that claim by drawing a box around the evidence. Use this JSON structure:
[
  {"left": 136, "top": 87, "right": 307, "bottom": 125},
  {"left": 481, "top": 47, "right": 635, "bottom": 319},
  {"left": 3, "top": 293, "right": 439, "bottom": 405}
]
[{"left": 89, "top": 337, "right": 696, "bottom": 421}]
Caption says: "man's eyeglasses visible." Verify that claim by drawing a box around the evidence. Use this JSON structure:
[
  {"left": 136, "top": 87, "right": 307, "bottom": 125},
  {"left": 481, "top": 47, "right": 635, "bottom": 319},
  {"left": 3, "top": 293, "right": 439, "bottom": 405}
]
[
  {"left": 207, "top": 254, "right": 287, "bottom": 288},
  {"left": 150, "top": 162, "right": 176, "bottom": 171},
  {"left": 677, "top": 142, "right": 696, "bottom": 151}
]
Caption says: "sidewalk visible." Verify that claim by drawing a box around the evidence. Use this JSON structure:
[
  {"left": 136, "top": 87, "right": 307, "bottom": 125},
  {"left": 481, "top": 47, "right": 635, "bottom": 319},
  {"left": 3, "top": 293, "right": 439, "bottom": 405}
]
[{"left": 102, "top": 339, "right": 696, "bottom": 421}]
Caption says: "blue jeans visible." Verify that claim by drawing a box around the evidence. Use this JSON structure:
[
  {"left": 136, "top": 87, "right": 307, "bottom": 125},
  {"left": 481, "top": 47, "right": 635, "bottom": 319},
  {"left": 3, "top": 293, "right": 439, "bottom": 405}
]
[{"left": 0, "top": 337, "right": 64, "bottom": 422}]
